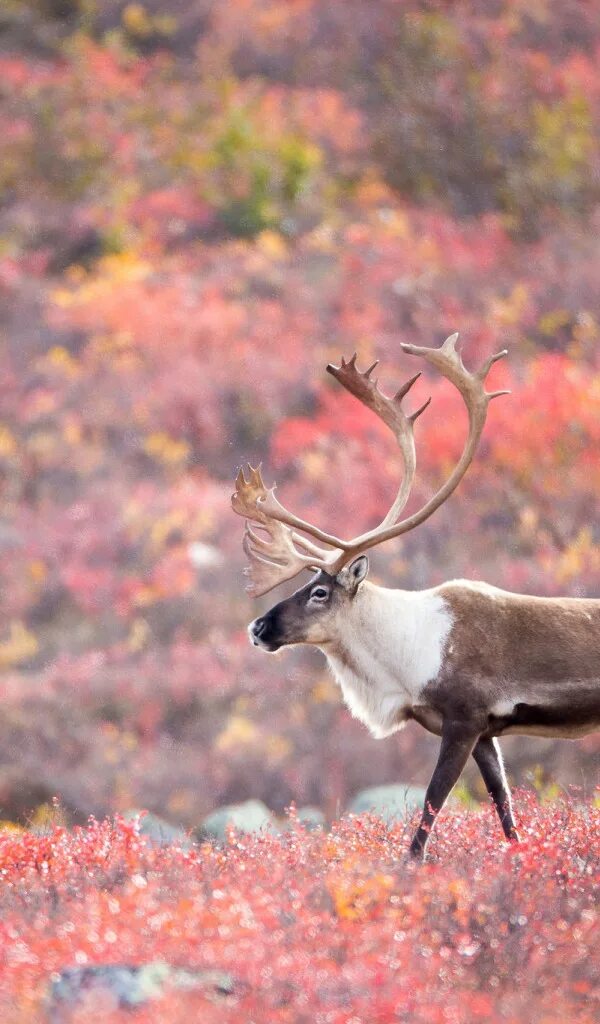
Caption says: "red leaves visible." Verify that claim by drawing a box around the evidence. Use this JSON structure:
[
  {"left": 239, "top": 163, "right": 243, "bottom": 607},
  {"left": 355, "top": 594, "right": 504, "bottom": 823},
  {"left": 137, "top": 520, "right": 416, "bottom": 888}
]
[
  {"left": 0, "top": 799, "right": 598, "bottom": 1022},
  {"left": 1, "top": 0, "right": 600, "bottom": 922}
]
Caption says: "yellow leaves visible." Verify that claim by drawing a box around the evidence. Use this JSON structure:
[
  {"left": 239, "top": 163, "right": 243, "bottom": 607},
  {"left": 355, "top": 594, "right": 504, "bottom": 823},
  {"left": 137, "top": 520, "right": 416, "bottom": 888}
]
[
  {"left": 380, "top": 207, "right": 411, "bottom": 239},
  {"left": 123, "top": 4, "right": 156, "bottom": 38},
  {"left": 311, "top": 677, "right": 338, "bottom": 704},
  {"left": 257, "top": 229, "right": 288, "bottom": 261},
  {"left": 447, "top": 878, "right": 472, "bottom": 928},
  {"left": 26, "top": 432, "right": 56, "bottom": 459},
  {"left": 331, "top": 871, "right": 474, "bottom": 930},
  {"left": 51, "top": 287, "right": 77, "bottom": 309},
  {"left": 554, "top": 528, "right": 600, "bottom": 585},
  {"left": 51, "top": 253, "right": 152, "bottom": 310},
  {"left": 354, "top": 174, "right": 397, "bottom": 208},
  {"left": 149, "top": 509, "right": 187, "bottom": 551},
  {"left": 99, "top": 252, "right": 153, "bottom": 282},
  {"left": 29, "top": 802, "right": 69, "bottom": 830},
  {"left": 264, "top": 733, "right": 292, "bottom": 764},
  {"left": 167, "top": 789, "right": 195, "bottom": 817},
  {"left": 28, "top": 560, "right": 47, "bottom": 584},
  {"left": 569, "top": 311, "right": 599, "bottom": 360},
  {"left": 304, "top": 222, "right": 337, "bottom": 254},
  {"left": 60, "top": 420, "right": 81, "bottom": 451},
  {"left": 301, "top": 450, "right": 328, "bottom": 482},
  {"left": 143, "top": 432, "right": 190, "bottom": 466},
  {"left": 121, "top": 730, "right": 138, "bottom": 751},
  {"left": 0, "top": 425, "right": 17, "bottom": 458},
  {"left": 448, "top": 878, "right": 467, "bottom": 900},
  {"left": 538, "top": 309, "right": 571, "bottom": 337},
  {"left": 0, "top": 820, "right": 25, "bottom": 835},
  {"left": 127, "top": 617, "right": 150, "bottom": 653},
  {"left": 529, "top": 765, "right": 563, "bottom": 803},
  {"left": 408, "top": 10, "right": 461, "bottom": 57},
  {"left": 532, "top": 94, "right": 593, "bottom": 177},
  {"left": 0, "top": 622, "right": 38, "bottom": 668},
  {"left": 279, "top": 135, "right": 322, "bottom": 200},
  {"left": 36, "top": 346, "right": 80, "bottom": 378},
  {"left": 88, "top": 332, "right": 144, "bottom": 374},
  {"left": 93, "top": 330, "right": 135, "bottom": 354},
  {"left": 490, "top": 283, "right": 530, "bottom": 327},
  {"left": 214, "top": 714, "right": 291, "bottom": 764},
  {"left": 519, "top": 506, "right": 538, "bottom": 537},
  {"left": 452, "top": 783, "right": 478, "bottom": 810},
  {"left": 215, "top": 715, "right": 260, "bottom": 753},
  {"left": 416, "top": 235, "right": 440, "bottom": 265},
  {"left": 329, "top": 870, "right": 395, "bottom": 921},
  {"left": 103, "top": 724, "right": 139, "bottom": 766},
  {"left": 132, "top": 584, "right": 162, "bottom": 609}
]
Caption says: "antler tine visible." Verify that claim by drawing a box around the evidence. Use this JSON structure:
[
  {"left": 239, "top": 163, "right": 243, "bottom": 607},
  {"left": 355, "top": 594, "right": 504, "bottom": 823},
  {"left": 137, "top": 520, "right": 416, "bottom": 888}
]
[
  {"left": 326, "top": 353, "right": 432, "bottom": 528},
  {"left": 325, "top": 335, "right": 510, "bottom": 570},
  {"left": 394, "top": 371, "right": 421, "bottom": 402},
  {"left": 241, "top": 518, "right": 337, "bottom": 597},
  {"left": 232, "top": 462, "right": 345, "bottom": 596},
  {"left": 400, "top": 335, "right": 509, "bottom": 403},
  {"left": 408, "top": 396, "right": 432, "bottom": 424},
  {"left": 232, "top": 334, "right": 510, "bottom": 596},
  {"left": 476, "top": 348, "right": 509, "bottom": 384},
  {"left": 231, "top": 463, "right": 268, "bottom": 523}
]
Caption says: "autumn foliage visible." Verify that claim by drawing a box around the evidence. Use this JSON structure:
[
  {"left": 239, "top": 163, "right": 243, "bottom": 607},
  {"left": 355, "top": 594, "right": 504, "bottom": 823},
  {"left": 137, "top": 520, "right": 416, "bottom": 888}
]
[
  {"left": 0, "top": 796, "right": 599, "bottom": 1023},
  {"left": 1, "top": 4, "right": 600, "bottom": 1020},
  {"left": 1, "top": 1, "right": 600, "bottom": 822}
]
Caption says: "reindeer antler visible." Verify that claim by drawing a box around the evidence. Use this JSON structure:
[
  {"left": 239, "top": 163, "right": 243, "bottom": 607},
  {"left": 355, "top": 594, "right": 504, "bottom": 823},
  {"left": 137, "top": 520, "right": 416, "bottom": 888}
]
[
  {"left": 232, "top": 465, "right": 341, "bottom": 596},
  {"left": 326, "top": 354, "right": 430, "bottom": 527},
  {"left": 232, "top": 334, "right": 508, "bottom": 596}
]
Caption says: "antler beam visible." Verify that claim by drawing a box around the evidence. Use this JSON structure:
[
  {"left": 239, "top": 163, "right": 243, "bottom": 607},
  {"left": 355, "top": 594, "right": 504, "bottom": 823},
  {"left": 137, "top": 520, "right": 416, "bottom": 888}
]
[
  {"left": 336, "top": 333, "right": 508, "bottom": 560},
  {"left": 232, "top": 334, "right": 508, "bottom": 595}
]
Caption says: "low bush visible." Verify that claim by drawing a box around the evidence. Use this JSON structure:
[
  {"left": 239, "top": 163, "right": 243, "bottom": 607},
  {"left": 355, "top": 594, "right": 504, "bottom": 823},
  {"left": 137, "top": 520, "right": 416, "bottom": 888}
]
[{"left": 0, "top": 794, "right": 598, "bottom": 1022}]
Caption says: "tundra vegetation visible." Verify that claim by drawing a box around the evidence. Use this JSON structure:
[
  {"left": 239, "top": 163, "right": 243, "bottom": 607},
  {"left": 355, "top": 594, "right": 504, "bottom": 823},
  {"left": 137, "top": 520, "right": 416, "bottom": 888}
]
[
  {"left": 1, "top": 0, "right": 600, "bottom": 1018},
  {"left": 0, "top": 801, "right": 599, "bottom": 1022}
]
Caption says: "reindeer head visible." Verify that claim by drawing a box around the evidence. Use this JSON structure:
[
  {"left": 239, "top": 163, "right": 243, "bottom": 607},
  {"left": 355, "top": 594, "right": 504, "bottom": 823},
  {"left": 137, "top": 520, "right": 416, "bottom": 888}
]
[
  {"left": 248, "top": 557, "right": 369, "bottom": 652},
  {"left": 233, "top": 334, "right": 508, "bottom": 649}
]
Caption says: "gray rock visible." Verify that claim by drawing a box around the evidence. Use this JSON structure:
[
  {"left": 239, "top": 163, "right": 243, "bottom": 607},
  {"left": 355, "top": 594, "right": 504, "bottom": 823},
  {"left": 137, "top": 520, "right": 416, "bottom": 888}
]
[
  {"left": 348, "top": 784, "right": 426, "bottom": 823},
  {"left": 46, "top": 963, "right": 236, "bottom": 1019},
  {"left": 122, "top": 811, "right": 193, "bottom": 849},
  {"left": 296, "top": 805, "right": 326, "bottom": 831},
  {"left": 199, "top": 799, "right": 278, "bottom": 841}
]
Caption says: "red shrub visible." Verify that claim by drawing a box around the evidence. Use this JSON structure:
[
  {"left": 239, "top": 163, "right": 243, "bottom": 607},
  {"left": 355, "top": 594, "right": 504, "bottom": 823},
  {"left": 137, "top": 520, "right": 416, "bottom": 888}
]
[{"left": 0, "top": 797, "right": 598, "bottom": 1023}]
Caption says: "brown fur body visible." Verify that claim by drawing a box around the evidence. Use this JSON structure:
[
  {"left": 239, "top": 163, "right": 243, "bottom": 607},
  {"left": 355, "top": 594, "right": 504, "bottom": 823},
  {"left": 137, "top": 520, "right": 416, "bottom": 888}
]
[
  {"left": 426, "top": 582, "right": 600, "bottom": 738},
  {"left": 249, "top": 566, "right": 600, "bottom": 858}
]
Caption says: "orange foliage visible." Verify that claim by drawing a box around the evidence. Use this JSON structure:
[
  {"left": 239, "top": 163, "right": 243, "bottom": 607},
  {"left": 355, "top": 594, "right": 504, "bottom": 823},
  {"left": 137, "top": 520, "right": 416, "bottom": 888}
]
[{"left": 0, "top": 0, "right": 599, "bottom": 829}]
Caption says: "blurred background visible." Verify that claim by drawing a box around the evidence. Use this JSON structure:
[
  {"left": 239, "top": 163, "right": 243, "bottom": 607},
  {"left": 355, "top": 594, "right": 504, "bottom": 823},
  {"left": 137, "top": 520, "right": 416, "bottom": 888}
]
[{"left": 0, "top": 0, "right": 599, "bottom": 830}]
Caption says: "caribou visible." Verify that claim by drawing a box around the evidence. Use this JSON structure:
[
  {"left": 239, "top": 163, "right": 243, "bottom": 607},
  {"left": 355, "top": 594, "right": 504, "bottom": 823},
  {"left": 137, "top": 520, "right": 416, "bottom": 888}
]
[{"left": 232, "top": 335, "right": 600, "bottom": 859}]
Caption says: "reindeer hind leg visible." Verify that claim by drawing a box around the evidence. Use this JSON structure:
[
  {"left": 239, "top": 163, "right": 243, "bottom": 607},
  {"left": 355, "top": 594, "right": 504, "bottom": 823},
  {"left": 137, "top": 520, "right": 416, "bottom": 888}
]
[{"left": 472, "top": 736, "right": 519, "bottom": 842}]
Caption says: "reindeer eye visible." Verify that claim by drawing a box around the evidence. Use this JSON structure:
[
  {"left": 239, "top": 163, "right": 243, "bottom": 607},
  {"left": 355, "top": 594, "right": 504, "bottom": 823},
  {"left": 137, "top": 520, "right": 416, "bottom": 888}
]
[{"left": 310, "top": 586, "right": 329, "bottom": 602}]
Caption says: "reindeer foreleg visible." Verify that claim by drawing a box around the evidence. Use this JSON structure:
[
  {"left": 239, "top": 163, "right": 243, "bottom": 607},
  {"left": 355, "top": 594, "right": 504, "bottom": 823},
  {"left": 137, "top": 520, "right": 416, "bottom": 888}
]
[{"left": 409, "top": 721, "right": 479, "bottom": 860}]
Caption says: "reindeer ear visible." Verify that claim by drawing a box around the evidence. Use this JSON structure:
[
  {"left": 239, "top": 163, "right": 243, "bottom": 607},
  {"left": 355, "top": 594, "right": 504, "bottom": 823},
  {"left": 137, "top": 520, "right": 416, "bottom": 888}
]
[{"left": 336, "top": 555, "right": 369, "bottom": 594}]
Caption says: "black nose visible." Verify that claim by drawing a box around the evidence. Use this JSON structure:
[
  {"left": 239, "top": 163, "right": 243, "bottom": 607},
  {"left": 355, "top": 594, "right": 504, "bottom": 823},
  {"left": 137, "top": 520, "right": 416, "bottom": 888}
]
[{"left": 252, "top": 618, "right": 267, "bottom": 638}]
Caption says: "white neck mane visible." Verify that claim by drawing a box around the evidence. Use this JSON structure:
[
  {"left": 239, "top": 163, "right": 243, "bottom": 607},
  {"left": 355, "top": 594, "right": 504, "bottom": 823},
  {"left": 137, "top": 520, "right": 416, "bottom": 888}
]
[{"left": 321, "top": 582, "right": 453, "bottom": 738}]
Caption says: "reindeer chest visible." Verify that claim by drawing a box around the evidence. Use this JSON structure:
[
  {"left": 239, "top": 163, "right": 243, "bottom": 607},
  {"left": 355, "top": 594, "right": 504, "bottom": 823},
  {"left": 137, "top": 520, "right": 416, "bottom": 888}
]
[
  {"left": 323, "top": 590, "right": 454, "bottom": 740},
  {"left": 324, "top": 655, "right": 415, "bottom": 738}
]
